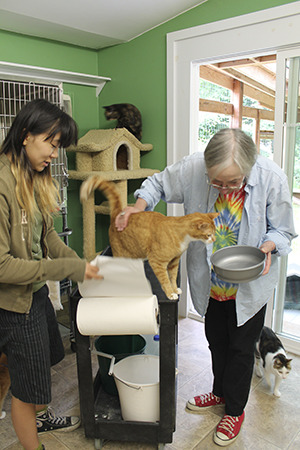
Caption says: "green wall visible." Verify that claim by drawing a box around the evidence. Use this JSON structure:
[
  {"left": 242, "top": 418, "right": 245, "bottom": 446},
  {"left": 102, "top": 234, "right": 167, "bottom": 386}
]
[
  {"left": 0, "top": 31, "right": 103, "bottom": 256},
  {"left": 0, "top": 0, "right": 298, "bottom": 258}
]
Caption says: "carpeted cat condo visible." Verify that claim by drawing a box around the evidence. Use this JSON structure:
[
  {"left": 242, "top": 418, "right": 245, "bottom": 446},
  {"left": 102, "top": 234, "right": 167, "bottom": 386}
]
[{"left": 67, "top": 128, "right": 159, "bottom": 260}]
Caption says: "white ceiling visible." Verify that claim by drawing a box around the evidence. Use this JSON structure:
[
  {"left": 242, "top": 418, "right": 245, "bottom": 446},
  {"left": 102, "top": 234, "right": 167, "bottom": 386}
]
[{"left": 0, "top": 0, "right": 207, "bottom": 49}]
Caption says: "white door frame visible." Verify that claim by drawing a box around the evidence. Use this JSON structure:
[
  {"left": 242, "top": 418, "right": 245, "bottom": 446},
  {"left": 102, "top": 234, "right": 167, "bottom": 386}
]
[{"left": 166, "top": 1, "right": 300, "bottom": 318}]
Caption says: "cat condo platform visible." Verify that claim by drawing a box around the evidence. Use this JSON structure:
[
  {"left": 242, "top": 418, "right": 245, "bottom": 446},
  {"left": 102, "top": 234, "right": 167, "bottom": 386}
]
[
  {"left": 67, "top": 128, "right": 159, "bottom": 260},
  {"left": 70, "top": 247, "right": 178, "bottom": 449}
]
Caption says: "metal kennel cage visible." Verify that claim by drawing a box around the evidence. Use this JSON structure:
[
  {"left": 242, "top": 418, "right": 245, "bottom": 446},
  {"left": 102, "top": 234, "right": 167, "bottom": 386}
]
[{"left": 0, "top": 78, "right": 73, "bottom": 293}]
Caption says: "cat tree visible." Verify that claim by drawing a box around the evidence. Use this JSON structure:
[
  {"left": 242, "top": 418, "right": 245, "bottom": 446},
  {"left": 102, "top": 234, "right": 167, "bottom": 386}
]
[{"left": 67, "top": 128, "right": 159, "bottom": 260}]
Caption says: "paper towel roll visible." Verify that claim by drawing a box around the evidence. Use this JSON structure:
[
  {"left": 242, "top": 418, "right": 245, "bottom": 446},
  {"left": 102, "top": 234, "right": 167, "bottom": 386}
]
[{"left": 76, "top": 295, "right": 159, "bottom": 336}]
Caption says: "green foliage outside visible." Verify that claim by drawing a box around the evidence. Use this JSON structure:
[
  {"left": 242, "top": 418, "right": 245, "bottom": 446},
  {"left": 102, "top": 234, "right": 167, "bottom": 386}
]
[{"left": 198, "top": 79, "right": 300, "bottom": 189}]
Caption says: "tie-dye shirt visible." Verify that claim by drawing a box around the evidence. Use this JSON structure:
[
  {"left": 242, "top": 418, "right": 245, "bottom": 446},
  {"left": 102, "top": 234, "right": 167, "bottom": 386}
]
[{"left": 210, "top": 188, "right": 246, "bottom": 301}]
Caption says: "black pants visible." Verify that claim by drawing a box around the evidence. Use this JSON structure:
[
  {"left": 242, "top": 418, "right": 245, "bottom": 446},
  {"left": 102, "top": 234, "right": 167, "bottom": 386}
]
[
  {"left": 205, "top": 298, "right": 266, "bottom": 416},
  {"left": 0, "top": 285, "right": 64, "bottom": 404}
]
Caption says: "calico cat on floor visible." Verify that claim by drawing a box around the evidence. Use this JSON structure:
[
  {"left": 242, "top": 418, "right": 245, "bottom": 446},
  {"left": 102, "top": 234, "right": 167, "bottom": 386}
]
[
  {"left": 0, "top": 353, "right": 10, "bottom": 419},
  {"left": 80, "top": 176, "right": 218, "bottom": 300},
  {"left": 103, "top": 103, "right": 142, "bottom": 140},
  {"left": 255, "top": 326, "right": 292, "bottom": 397}
]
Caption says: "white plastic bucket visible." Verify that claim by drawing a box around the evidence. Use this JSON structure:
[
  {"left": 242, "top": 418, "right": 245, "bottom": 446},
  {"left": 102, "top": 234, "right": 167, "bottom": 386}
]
[{"left": 113, "top": 354, "right": 159, "bottom": 422}]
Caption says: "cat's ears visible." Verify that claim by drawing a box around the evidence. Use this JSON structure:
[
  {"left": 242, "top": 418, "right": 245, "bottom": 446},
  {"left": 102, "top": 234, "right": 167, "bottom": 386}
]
[{"left": 209, "top": 212, "right": 219, "bottom": 220}]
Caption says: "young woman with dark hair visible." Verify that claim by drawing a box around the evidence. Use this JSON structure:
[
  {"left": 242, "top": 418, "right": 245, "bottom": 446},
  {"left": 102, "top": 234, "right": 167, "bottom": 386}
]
[{"left": 0, "top": 99, "right": 102, "bottom": 450}]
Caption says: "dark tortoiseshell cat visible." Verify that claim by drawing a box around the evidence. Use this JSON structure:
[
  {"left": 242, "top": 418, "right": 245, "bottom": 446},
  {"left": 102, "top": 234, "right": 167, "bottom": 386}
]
[
  {"left": 103, "top": 103, "right": 142, "bottom": 140},
  {"left": 80, "top": 176, "right": 218, "bottom": 300},
  {"left": 255, "top": 326, "right": 292, "bottom": 397}
]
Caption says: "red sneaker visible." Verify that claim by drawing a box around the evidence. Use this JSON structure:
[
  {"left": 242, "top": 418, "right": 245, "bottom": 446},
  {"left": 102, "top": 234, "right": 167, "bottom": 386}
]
[
  {"left": 213, "top": 411, "right": 245, "bottom": 446},
  {"left": 186, "top": 392, "right": 225, "bottom": 411}
]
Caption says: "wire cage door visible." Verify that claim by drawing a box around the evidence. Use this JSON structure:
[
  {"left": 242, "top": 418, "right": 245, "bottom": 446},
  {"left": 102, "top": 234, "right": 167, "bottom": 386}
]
[{"left": 0, "top": 78, "right": 69, "bottom": 209}]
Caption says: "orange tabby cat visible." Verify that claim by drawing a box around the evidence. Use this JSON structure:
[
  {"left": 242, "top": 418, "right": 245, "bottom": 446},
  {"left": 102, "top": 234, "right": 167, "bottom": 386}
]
[
  {"left": 80, "top": 176, "right": 218, "bottom": 300},
  {"left": 0, "top": 353, "right": 10, "bottom": 419}
]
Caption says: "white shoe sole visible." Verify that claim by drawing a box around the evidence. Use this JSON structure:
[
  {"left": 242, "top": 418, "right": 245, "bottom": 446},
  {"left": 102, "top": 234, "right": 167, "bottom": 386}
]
[
  {"left": 186, "top": 400, "right": 225, "bottom": 412},
  {"left": 37, "top": 420, "right": 81, "bottom": 434},
  {"left": 213, "top": 430, "right": 241, "bottom": 447}
]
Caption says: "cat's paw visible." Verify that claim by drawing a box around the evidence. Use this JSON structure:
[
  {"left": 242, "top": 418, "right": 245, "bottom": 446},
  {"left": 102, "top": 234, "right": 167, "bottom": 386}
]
[
  {"left": 168, "top": 293, "right": 179, "bottom": 300},
  {"left": 0, "top": 411, "right": 6, "bottom": 419},
  {"left": 273, "top": 390, "right": 281, "bottom": 398},
  {"left": 176, "top": 288, "right": 182, "bottom": 295}
]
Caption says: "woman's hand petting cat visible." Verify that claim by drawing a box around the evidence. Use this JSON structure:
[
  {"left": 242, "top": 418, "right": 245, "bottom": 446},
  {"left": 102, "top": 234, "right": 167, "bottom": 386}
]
[
  {"left": 259, "top": 240, "right": 276, "bottom": 275},
  {"left": 115, "top": 206, "right": 141, "bottom": 231},
  {"left": 115, "top": 198, "right": 148, "bottom": 231},
  {"left": 84, "top": 262, "right": 103, "bottom": 280}
]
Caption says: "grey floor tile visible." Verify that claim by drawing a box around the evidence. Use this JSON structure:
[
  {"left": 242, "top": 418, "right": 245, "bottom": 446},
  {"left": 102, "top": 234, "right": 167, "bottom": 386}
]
[{"left": 1, "top": 318, "right": 300, "bottom": 450}]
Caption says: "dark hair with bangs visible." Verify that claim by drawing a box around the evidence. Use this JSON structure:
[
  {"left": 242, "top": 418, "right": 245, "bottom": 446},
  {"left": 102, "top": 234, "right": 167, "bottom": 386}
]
[
  {"left": 1, "top": 98, "right": 78, "bottom": 159},
  {"left": 0, "top": 98, "right": 78, "bottom": 219}
]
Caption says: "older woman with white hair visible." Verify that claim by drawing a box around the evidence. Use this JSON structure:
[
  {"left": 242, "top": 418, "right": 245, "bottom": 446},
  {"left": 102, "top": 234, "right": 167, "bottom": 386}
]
[{"left": 116, "top": 128, "right": 296, "bottom": 446}]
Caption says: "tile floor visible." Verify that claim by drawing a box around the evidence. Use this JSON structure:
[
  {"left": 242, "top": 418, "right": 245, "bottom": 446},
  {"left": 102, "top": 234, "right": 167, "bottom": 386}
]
[{"left": 1, "top": 317, "right": 300, "bottom": 450}]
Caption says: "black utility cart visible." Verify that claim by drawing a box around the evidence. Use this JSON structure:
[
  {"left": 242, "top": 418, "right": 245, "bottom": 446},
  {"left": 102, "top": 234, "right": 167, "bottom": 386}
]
[{"left": 70, "top": 251, "right": 179, "bottom": 449}]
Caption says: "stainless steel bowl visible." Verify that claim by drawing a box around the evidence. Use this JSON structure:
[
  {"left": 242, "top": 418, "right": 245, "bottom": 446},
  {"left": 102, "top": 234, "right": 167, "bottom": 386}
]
[{"left": 210, "top": 245, "right": 266, "bottom": 283}]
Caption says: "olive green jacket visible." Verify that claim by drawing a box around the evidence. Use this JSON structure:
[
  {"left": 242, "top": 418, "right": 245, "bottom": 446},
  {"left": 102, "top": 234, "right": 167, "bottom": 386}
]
[{"left": 0, "top": 153, "right": 86, "bottom": 313}]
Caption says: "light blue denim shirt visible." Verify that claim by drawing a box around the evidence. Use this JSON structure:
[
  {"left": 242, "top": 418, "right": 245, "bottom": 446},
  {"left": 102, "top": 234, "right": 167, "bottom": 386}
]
[{"left": 134, "top": 153, "right": 297, "bottom": 326}]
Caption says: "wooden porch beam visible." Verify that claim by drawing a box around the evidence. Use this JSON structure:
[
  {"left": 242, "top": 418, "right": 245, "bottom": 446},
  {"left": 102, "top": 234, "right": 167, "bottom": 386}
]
[
  {"left": 231, "top": 79, "right": 243, "bottom": 128},
  {"left": 255, "top": 110, "right": 261, "bottom": 150},
  {"left": 199, "top": 99, "right": 274, "bottom": 121},
  {"left": 214, "top": 55, "right": 276, "bottom": 69},
  {"left": 203, "top": 64, "right": 275, "bottom": 109},
  {"left": 199, "top": 98, "right": 233, "bottom": 115}
]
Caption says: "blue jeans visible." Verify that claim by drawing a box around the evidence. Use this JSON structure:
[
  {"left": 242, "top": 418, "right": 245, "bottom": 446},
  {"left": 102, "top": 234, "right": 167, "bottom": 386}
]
[{"left": 205, "top": 297, "right": 266, "bottom": 416}]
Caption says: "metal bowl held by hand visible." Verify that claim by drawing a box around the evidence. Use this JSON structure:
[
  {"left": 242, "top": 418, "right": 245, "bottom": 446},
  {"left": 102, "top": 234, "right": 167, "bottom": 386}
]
[{"left": 211, "top": 245, "right": 266, "bottom": 283}]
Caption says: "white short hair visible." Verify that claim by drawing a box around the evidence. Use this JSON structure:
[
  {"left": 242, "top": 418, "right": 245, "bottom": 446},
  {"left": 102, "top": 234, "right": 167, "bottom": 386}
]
[{"left": 204, "top": 128, "right": 257, "bottom": 176}]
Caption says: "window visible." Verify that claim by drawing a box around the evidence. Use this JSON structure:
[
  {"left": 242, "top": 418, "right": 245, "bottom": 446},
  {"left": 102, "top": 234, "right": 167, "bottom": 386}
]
[{"left": 198, "top": 57, "right": 275, "bottom": 157}]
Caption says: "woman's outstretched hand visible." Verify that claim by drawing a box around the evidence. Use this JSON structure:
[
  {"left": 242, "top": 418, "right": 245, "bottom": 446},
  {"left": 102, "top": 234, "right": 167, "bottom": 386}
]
[{"left": 84, "top": 262, "right": 103, "bottom": 280}]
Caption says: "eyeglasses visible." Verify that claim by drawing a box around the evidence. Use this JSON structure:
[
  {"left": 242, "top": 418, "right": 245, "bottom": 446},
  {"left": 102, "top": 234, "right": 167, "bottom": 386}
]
[{"left": 206, "top": 176, "right": 245, "bottom": 191}]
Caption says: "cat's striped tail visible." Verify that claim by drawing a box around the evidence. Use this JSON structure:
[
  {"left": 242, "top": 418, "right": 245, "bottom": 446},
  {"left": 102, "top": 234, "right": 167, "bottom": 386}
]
[{"left": 80, "top": 175, "right": 123, "bottom": 220}]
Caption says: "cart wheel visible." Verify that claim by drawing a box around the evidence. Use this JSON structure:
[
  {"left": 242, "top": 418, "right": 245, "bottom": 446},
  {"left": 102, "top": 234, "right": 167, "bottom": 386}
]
[
  {"left": 94, "top": 438, "right": 102, "bottom": 449},
  {"left": 95, "top": 438, "right": 109, "bottom": 449},
  {"left": 158, "top": 444, "right": 166, "bottom": 449}
]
